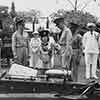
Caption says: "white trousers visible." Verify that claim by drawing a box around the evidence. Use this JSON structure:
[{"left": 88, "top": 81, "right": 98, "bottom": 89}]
[{"left": 85, "top": 53, "right": 98, "bottom": 78}]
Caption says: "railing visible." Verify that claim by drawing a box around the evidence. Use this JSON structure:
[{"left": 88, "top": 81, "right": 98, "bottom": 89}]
[{"left": 0, "top": 39, "right": 13, "bottom": 67}]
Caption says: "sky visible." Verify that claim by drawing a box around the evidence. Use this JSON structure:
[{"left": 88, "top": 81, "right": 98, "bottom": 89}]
[{"left": 0, "top": 0, "right": 100, "bottom": 18}]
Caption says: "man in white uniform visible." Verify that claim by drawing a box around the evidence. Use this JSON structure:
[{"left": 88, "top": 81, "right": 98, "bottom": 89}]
[{"left": 82, "top": 23, "right": 99, "bottom": 79}]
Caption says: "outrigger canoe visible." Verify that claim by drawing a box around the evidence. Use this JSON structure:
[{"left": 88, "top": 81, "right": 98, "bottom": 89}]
[{"left": 0, "top": 63, "right": 100, "bottom": 100}]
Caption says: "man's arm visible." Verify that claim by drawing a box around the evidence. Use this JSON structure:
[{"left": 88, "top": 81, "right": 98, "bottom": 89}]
[
  {"left": 67, "top": 29, "right": 72, "bottom": 46},
  {"left": 12, "top": 33, "right": 17, "bottom": 57},
  {"left": 98, "top": 35, "right": 100, "bottom": 49},
  {"left": 82, "top": 33, "right": 87, "bottom": 49},
  {"left": 51, "top": 36, "right": 61, "bottom": 50},
  {"left": 26, "top": 33, "right": 30, "bottom": 56},
  {"left": 59, "top": 30, "right": 66, "bottom": 45}
]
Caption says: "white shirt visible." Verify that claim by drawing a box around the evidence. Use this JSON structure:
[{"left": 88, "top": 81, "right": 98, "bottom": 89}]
[
  {"left": 82, "top": 31, "right": 99, "bottom": 54},
  {"left": 59, "top": 26, "right": 72, "bottom": 46},
  {"left": 30, "top": 37, "right": 41, "bottom": 53}
]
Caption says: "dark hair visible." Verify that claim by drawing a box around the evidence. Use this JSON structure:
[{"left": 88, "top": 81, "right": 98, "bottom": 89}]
[
  {"left": 16, "top": 21, "right": 25, "bottom": 30},
  {"left": 39, "top": 30, "right": 50, "bottom": 37},
  {"left": 15, "top": 17, "right": 25, "bottom": 29}
]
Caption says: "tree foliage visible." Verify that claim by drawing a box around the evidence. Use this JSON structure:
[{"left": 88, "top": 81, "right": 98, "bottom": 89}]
[
  {"left": 50, "top": 9, "right": 97, "bottom": 26},
  {"left": 17, "top": 9, "right": 41, "bottom": 22},
  {"left": 50, "top": 9, "right": 97, "bottom": 35}
]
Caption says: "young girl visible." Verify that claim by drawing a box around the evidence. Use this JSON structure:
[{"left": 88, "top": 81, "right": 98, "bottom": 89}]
[{"left": 29, "top": 31, "right": 41, "bottom": 68}]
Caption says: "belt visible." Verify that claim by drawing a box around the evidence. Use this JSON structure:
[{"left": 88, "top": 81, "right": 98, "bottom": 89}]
[
  {"left": 15, "top": 45, "right": 27, "bottom": 48},
  {"left": 72, "top": 49, "right": 82, "bottom": 54}
]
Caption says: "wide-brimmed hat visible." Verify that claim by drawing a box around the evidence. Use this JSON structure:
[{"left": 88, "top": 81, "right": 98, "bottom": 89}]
[
  {"left": 33, "top": 31, "right": 39, "bottom": 35},
  {"left": 53, "top": 17, "right": 64, "bottom": 25},
  {"left": 87, "top": 23, "right": 96, "bottom": 28}
]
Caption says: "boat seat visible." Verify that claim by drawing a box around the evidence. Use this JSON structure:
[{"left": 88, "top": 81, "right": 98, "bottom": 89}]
[
  {"left": 7, "top": 63, "right": 38, "bottom": 80},
  {"left": 45, "top": 69, "right": 72, "bottom": 82}
]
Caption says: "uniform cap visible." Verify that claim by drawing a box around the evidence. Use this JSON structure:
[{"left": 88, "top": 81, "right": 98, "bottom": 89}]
[
  {"left": 33, "top": 30, "right": 39, "bottom": 35},
  {"left": 87, "top": 23, "right": 96, "bottom": 28},
  {"left": 39, "top": 29, "right": 50, "bottom": 37},
  {"left": 53, "top": 17, "right": 64, "bottom": 25}
]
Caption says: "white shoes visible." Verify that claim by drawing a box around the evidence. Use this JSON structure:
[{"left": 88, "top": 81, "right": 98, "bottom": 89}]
[
  {"left": 86, "top": 76, "right": 99, "bottom": 79},
  {"left": 86, "top": 76, "right": 90, "bottom": 79},
  {"left": 92, "top": 76, "right": 99, "bottom": 79}
]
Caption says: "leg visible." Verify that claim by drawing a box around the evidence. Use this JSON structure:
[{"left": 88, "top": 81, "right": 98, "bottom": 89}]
[
  {"left": 72, "top": 54, "right": 77, "bottom": 81},
  {"left": 16, "top": 48, "right": 23, "bottom": 65},
  {"left": 66, "top": 54, "right": 72, "bottom": 69},
  {"left": 29, "top": 53, "right": 38, "bottom": 68},
  {"left": 91, "top": 54, "right": 98, "bottom": 79},
  {"left": 29, "top": 55, "right": 34, "bottom": 67},
  {"left": 51, "top": 55, "right": 54, "bottom": 68},
  {"left": 64, "top": 46, "right": 72, "bottom": 69},
  {"left": 72, "top": 50, "right": 80, "bottom": 82},
  {"left": 62, "top": 51, "right": 70, "bottom": 69},
  {"left": 23, "top": 48, "right": 29, "bottom": 66},
  {"left": 97, "top": 56, "right": 99, "bottom": 69},
  {"left": 98, "top": 54, "right": 100, "bottom": 69},
  {"left": 61, "top": 54, "right": 65, "bottom": 68},
  {"left": 85, "top": 53, "right": 91, "bottom": 79}
]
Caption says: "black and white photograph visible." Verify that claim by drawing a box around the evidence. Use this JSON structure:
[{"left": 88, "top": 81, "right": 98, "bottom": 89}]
[{"left": 0, "top": 0, "right": 100, "bottom": 100}]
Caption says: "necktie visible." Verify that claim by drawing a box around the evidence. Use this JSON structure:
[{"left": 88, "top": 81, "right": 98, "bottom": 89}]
[{"left": 91, "top": 31, "right": 93, "bottom": 35}]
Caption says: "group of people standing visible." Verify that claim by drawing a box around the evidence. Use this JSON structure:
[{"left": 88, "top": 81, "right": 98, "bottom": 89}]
[{"left": 11, "top": 16, "right": 100, "bottom": 81}]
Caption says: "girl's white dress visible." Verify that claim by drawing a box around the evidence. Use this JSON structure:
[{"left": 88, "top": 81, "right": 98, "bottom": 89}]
[{"left": 29, "top": 37, "right": 42, "bottom": 68}]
